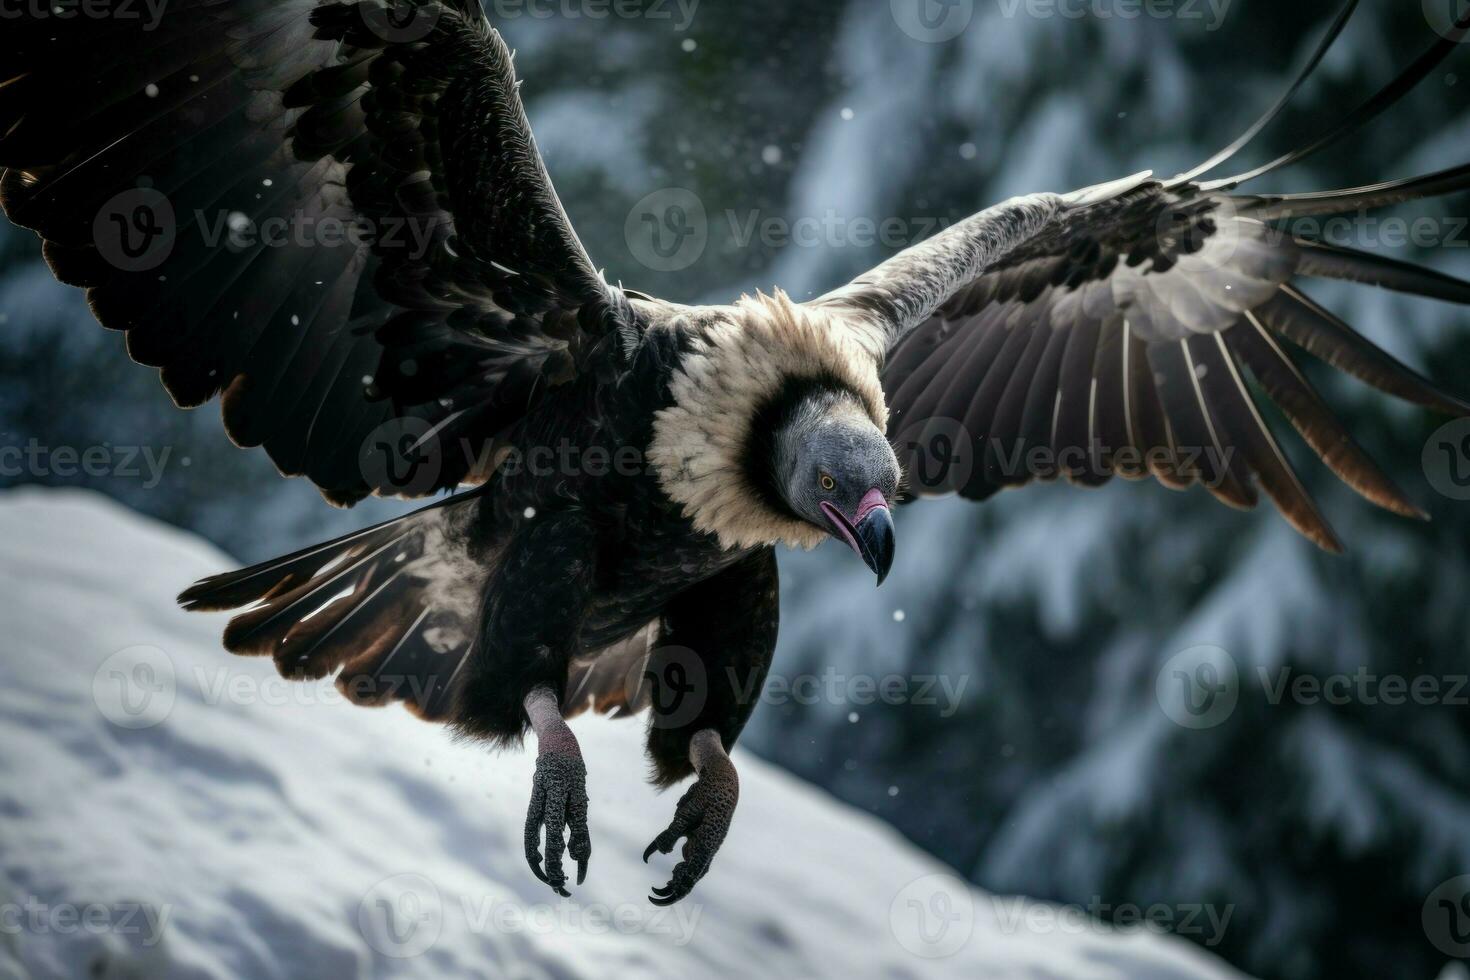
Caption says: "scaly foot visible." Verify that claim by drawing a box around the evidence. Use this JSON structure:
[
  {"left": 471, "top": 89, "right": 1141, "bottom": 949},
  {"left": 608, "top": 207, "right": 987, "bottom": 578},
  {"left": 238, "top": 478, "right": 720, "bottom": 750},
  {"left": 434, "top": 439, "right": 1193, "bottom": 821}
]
[
  {"left": 642, "top": 729, "right": 738, "bottom": 906},
  {"left": 523, "top": 687, "right": 591, "bottom": 896}
]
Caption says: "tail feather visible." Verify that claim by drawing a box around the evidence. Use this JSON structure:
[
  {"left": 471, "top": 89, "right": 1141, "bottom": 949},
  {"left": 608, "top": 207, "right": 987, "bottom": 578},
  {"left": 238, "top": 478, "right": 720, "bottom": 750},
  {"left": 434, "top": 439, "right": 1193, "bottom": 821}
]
[
  {"left": 178, "top": 502, "right": 447, "bottom": 612},
  {"left": 179, "top": 493, "right": 489, "bottom": 721},
  {"left": 218, "top": 531, "right": 418, "bottom": 655}
]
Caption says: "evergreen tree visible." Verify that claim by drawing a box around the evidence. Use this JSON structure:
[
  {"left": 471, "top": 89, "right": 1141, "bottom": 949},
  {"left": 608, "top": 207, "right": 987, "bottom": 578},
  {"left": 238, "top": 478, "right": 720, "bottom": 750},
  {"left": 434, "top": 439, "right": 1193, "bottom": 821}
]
[{"left": 2, "top": 4, "right": 1466, "bottom": 977}]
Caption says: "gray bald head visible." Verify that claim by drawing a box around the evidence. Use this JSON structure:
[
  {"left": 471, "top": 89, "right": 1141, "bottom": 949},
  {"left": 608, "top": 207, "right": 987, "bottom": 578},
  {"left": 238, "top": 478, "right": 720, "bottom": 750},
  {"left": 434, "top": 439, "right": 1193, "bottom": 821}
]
[{"left": 764, "top": 384, "right": 900, "bottom": 583}]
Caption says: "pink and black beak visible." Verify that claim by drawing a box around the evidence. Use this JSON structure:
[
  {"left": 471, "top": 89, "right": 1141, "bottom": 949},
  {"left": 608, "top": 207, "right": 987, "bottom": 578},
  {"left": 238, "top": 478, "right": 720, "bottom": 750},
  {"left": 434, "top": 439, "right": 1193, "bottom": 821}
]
[{"left": 820, "top": 488, "right": 896, "bottom": 586}]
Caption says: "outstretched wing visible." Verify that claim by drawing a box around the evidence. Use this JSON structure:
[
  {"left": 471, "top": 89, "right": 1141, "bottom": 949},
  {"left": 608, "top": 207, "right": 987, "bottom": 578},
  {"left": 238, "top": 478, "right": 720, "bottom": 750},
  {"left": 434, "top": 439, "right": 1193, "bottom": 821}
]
[
  {"left": 820, "top": 1, "right": 1470, "bottom": 552},
  {"left": 0, "top": 0, "right": 633, "bottom": 505}
]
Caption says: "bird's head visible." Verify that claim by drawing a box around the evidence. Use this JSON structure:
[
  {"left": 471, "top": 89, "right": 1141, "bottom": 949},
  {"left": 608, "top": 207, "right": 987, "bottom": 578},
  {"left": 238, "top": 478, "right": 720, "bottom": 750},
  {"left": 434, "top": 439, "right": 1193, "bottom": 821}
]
[{"left": 753, "top": 379, "right": 900, "bottom": 585}]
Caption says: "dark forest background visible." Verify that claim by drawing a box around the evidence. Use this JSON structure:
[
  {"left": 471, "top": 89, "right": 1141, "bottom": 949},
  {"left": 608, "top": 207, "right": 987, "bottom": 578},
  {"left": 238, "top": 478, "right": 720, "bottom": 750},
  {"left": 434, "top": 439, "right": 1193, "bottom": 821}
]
[{"left": 4, "top": 3, "right": 1470, "bottom": 978}]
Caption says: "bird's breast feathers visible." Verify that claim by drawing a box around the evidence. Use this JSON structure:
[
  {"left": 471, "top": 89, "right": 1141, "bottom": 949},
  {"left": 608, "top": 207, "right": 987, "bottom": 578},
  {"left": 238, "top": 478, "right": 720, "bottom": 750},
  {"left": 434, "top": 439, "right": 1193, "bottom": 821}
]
[{"left": 647, "top": 292, "right": 887, "bottom": 552}]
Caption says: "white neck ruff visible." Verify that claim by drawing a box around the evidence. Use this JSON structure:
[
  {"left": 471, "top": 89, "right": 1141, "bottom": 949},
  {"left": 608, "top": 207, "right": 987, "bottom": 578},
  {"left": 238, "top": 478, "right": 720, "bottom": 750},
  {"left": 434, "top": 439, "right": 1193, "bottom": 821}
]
[{"left": 648, "top": 292, "right": 888, "bottom": 551}]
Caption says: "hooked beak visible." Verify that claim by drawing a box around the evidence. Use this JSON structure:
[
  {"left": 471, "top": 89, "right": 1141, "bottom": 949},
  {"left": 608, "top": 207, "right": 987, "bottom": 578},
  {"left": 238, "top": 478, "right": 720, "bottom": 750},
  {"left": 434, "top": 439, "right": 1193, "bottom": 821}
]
[{"left": 820, "top": 488, "right": 896, "bottom": 586}]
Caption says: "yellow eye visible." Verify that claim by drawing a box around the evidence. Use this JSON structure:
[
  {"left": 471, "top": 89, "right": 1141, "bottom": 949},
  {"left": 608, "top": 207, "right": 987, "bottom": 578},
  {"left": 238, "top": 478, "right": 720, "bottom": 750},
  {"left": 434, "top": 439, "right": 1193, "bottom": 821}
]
[{"left": 820, "top": 473, "right": 836, "bottom": 492}]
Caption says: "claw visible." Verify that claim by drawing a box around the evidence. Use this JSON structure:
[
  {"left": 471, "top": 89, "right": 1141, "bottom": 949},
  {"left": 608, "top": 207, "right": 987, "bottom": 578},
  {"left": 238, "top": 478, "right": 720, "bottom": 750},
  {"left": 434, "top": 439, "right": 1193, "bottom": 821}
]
[
  {"left": 642, "top": 756, "right": 738, "bottom": 906},
  {"left": 648, "top": 864, "right": 696, "bottom": 906},
  {"left": 523, "top": 751, "right": 590, "bottom": 897}
]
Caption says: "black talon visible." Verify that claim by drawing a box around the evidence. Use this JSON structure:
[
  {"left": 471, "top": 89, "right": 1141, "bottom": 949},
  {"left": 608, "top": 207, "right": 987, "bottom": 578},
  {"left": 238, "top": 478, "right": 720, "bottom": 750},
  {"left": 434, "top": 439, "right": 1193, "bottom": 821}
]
[
  {"left": 642, "top": 750, "right": 738, "bottom": 905},
  {"left": 524, "top": 751, "right": 590, "bottom": 897}
]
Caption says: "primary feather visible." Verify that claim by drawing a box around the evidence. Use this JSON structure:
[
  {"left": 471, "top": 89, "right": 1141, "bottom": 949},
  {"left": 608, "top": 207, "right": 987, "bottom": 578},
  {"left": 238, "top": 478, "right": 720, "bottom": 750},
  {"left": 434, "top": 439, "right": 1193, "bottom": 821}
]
[{"left": 4, "top": 0, "right": 1468, "bottom": 744}]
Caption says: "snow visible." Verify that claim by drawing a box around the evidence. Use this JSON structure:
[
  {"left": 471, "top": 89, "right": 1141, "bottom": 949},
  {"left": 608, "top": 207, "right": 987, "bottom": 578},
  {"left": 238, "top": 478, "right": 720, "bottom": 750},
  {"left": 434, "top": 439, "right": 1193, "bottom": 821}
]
[{"left": 0, "top": 488, "right": 1248, "bottom": 980}]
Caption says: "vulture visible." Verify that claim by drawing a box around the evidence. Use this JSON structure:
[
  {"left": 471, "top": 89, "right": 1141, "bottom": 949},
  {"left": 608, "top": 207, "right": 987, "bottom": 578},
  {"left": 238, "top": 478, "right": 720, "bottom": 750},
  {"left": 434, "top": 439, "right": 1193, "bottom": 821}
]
[{"left": 4, "top": 0, "right": 1470, "bottom": 905}]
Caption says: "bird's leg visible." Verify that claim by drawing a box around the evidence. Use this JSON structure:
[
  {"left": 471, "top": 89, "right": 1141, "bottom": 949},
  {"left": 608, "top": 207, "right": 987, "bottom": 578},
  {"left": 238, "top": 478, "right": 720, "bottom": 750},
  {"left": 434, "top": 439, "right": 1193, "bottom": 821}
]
[
  {"left": 638, "top": 550, "right": 777, "bottom": 904},
  {"left": 523, "top": 684, "right": 591, "bottom": 897},
  {"left": 452, "top": 511, "right": 599, "bottom": 897},
  {"left": 642, "top": 728, "right": 739, "bottom": 906}
]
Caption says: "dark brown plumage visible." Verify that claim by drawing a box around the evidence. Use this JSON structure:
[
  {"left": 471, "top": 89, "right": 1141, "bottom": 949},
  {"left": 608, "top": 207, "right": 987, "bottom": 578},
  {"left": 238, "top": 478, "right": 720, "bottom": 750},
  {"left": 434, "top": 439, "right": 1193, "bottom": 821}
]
[{"left": 4, "top": 0, "right": 1470, "bottom": 906}]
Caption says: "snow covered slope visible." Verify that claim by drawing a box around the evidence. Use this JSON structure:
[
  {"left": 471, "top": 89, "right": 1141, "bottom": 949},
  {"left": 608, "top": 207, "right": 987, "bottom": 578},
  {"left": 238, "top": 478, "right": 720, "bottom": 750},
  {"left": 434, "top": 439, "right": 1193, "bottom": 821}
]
[{"left": 0, "top": 489, "right": 1248, "bottom": 980}]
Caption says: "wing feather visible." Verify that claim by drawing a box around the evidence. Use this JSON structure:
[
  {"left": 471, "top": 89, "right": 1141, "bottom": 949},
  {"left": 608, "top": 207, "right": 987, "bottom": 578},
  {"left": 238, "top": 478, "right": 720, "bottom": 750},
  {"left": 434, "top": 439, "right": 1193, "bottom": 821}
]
[
  {"left": 1053, "top": 312, "right": 1106, "bottom": 484},
  {"left": 0, "top": 0, "right": 634, "bottom": 504},
  {"left": 1091, "top": 315, "right": 1137, "bottom": 480},
  {"left": 852, "top": 7, "right": 1470, "bottom": 550}
]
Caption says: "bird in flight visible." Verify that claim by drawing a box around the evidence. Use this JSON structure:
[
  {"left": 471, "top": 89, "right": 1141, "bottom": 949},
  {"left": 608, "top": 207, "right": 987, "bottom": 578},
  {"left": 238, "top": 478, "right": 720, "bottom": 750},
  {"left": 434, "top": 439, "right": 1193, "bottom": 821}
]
[{"left": 3, "top": 0, "right": 1467, "bottom": 904}]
